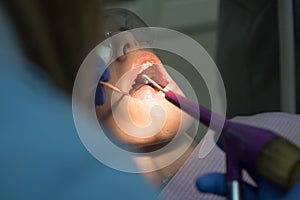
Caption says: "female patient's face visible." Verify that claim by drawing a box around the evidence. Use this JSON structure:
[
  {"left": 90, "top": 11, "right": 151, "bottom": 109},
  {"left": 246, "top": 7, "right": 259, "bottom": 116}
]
[{"left": 96, "top": 38, "right": 193, "bottom": 150}]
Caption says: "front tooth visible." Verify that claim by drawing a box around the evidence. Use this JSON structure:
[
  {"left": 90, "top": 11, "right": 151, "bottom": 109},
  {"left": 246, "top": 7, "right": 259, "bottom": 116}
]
[{"left": 138, "top": 61, "right": 153, "bottom": 74}]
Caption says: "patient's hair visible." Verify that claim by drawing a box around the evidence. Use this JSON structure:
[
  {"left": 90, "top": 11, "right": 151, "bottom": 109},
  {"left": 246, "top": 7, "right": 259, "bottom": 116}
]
[{"left": 2, "top": 0, "right": 106, "bottom": 93}]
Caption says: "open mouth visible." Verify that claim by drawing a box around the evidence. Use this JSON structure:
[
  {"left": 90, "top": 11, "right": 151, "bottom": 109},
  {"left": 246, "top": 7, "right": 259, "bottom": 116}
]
[{"left": 129, "top": 62, "right": 169, "bottom": 97}]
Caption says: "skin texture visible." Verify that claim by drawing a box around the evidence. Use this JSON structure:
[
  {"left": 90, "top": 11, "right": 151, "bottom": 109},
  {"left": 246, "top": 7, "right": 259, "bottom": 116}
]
[{"left": 96, "top": 49, "right": 194, "bottom": 150}]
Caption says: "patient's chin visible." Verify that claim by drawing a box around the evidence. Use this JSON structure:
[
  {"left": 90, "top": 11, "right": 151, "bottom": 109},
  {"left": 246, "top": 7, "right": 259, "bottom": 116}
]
[
  {"left": 96, "top": 91, "right": 194, "bottom": 151},
  {"left": 97, "top": 92, "right": 194, "bottom": 151},
  {"left": 99, "top": 116, "right": 182, "bottom": 152}
]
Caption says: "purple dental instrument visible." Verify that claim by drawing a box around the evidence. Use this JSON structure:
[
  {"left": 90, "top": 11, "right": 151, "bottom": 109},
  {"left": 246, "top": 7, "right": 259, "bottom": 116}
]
[{"left": 142, "top": 74, "right": 300, "bottom": 200}]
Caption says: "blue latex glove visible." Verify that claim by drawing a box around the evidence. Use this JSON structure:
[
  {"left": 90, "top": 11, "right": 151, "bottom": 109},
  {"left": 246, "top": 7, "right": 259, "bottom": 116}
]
[
  {"left": 95, "top": 59, "right": 110, "bottom": 106},
  {"left": 196, "top": 173, "right": 300, "bottom": 200},
  {"left": 196, "top": 139, "right": 300, "bottom": 200}
]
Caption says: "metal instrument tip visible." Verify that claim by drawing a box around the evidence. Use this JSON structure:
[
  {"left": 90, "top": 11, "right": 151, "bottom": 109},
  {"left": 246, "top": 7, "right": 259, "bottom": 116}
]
[{"left": 142, "top": 74, "right": 167, "bottom": 93}]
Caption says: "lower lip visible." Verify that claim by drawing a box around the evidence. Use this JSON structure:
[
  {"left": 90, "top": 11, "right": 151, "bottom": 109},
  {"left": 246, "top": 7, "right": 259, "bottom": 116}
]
[{"left": 131, "top": 85, "right": 160, "bottom": 100}]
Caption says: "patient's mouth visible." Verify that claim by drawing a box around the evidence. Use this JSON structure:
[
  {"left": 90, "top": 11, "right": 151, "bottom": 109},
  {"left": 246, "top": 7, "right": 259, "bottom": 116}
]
[{"left": 129, "top": 63, "right": 169, "bottom": 96}]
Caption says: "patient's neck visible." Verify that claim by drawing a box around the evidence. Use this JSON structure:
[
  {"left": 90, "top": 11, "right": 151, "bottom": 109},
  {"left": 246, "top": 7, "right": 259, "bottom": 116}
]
[{"left": 133, "top": 133, "right": 197, "bottom": 188}]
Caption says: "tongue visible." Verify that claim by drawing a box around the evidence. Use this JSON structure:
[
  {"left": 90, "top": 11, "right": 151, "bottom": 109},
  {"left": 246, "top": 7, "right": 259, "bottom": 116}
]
[
  {"left": 129, "top": 64, "right": 169, "bottom": 95},
  {"left": 131, "top": 85, "right": 157, "bottom": 99}
]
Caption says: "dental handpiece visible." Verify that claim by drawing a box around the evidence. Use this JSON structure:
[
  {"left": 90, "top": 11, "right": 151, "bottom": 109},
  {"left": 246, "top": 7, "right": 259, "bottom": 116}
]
[{"left": 142, "top": 74, "right": 300, "bottom": 198}]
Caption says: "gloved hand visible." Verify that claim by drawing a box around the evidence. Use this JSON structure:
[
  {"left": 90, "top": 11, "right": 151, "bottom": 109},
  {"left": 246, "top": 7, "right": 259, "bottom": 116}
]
[
  {"left": 95, "top": 59, "right": 110, "bottom": 106},
  {"left": 196, "top": 147, "right": 300, "bottom": 200}
]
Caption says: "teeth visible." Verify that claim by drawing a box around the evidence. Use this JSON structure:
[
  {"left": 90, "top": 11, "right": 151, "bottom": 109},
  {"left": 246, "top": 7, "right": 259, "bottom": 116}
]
[{"left": 138, "top": 61, "right": 153, "bottom": 74}]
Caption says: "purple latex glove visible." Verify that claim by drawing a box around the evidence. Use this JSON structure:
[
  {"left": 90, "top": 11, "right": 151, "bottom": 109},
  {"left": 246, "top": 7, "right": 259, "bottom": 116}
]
[
  {"left": 95, "top": 59, "right": 110, "bottom": 106},
  {"left": 196, "top": 167, "right": 300, "bottom": 200}
]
